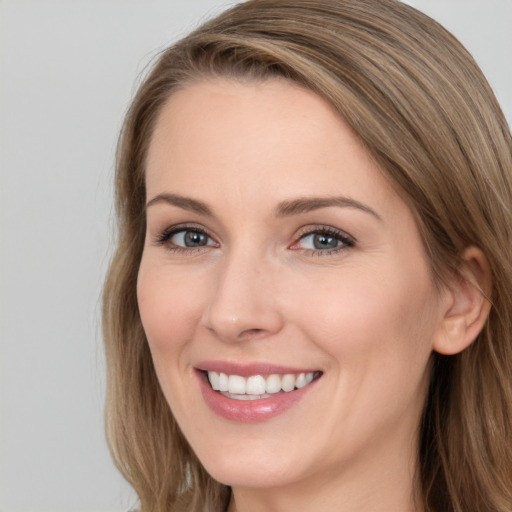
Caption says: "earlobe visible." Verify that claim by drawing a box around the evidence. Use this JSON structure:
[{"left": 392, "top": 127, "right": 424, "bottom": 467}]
[{"left": 433, "top": 247, "right": 492, "bottom": 356}]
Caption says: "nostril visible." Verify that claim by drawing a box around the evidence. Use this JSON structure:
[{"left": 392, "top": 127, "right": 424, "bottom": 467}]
[
  {"left": 238, "top": 328, "right": 266, "bottom": 340},
  {"left": 202, "top": 295, "right": 284, "bottom": 342}
]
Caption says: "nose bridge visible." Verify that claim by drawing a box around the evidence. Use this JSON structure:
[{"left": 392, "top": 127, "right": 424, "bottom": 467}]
[{"left": 202, "top": 242, "right": 283, "bottom": 342}]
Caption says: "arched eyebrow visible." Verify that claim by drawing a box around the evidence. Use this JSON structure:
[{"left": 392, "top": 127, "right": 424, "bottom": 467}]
[
  {"left": 145, "top": 193, "right": 212, "bottom": 216},
  {"left": 275, "top": 196, "right": 381, "bottom": 220},
  {"left": 145, "top": 193, "right": 381, "bottom": 220}
]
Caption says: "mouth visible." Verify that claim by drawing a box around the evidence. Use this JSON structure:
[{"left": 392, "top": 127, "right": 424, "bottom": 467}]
[
  {"left": 195, "top": 362, "right": 323, "bottom": 422},
  {"left": 201, "top": 369, "right": 323, "bottom": 401}
]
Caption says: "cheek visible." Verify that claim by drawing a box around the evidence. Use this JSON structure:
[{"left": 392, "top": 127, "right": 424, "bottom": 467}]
[
  {"left": 298, "top": 266, "right": 437, "bottom": 440},
  {"left": 136, "top": 258, "right": 205, "bottom": 357},
  {"left": 292, "top": 261, "right": 438, "bottom": 374}
]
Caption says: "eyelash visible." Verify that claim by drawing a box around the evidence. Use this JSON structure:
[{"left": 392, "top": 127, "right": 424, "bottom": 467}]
[
  {"left": 153, "top": 224, "right": 217, "bottom": 254},
  {"left": 153, "top": 224, "right": 355, "bottom": 256},
  {"left": 292, "top": 226, "right": 355, "bottom": 256}
]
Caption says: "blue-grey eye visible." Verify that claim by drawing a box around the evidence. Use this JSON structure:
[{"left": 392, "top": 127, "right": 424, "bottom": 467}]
[
  {"left": 171, "top": 230, "right": 214, "bottom": 247},
  {"left": 295, "top": 228, "right": 355, "bottom": 252},
  {"left": 301, "top": 233, "right": 341, "bottom": 250}
]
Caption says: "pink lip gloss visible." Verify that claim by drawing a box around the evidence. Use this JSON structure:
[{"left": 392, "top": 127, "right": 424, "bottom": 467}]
[{"left": 195, "top": 362, "right": 320, "bottom": 423}]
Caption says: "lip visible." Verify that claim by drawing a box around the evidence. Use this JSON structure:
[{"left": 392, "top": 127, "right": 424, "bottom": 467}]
[
  {"left": 194, "top": 361, "right": 321, "bottom": 423},
  {"left": 196, "top": 360, "right": 318, "bottom": 377}
]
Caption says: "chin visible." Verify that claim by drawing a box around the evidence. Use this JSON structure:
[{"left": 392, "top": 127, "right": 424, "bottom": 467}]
[
  {"left": 197, "top": 444, "right": 304, "bottom": 489},
  {"left": 207, "top": 464, "right": 295, "bottom": 489}
]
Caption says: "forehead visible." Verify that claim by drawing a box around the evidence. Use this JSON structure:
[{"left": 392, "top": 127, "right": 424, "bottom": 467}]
[
  {"left": 146, "top": 77, "right": 351, "bottom": 172},
  {"left": 145, "top": 78, "right": 401, "bottom": 217}
]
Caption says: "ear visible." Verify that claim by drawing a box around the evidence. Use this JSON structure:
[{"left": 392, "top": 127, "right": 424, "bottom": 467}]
[{"left": 433, "top": 247, "right": 492, "bottom": 355}]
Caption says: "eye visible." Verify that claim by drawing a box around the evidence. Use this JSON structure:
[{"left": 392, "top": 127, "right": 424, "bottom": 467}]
[
  {"left": 171, "top": 229, "right": 215, "bottom": 248},
  {"left": 154, "top": 225, "right": 218, "bottom": 252},
  {"left": 291, "top": 227, "right": 354, "bottom": 254}
]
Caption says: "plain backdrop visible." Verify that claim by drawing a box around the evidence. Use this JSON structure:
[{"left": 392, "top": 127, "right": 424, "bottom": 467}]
[{"left": 0, "top": 1, "right": 510, "bottom": 511}]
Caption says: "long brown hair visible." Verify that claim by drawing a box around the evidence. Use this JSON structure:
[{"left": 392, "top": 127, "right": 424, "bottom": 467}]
[{"left": 102, "top": 1, "right": 512, "bottom": 510}]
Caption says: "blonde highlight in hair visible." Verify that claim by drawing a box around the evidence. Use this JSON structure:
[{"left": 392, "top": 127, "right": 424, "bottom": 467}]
[{"left": 103, "top": 1, "right": 512, "bottom": 510}]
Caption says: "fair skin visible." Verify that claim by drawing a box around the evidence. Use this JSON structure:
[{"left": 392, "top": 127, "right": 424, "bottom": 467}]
[{"left": 137, "top": 78, "right": 490, "bottom": 512}]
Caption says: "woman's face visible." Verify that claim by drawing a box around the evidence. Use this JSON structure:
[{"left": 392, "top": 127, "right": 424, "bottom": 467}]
[{"left": 138, "top": 78, "right": 449, "bottom": 493}]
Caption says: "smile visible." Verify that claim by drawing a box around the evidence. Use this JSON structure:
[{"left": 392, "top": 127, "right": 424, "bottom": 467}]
[
  {"left": 196, "top": 362, "right": 323, "bottom": 422},
  {"left": 206, "top": 371, "right": 319, "bottom": 400}
]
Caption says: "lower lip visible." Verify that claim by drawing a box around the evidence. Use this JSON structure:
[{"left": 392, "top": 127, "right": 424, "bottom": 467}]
[{"left": 197, "top": 371, "right": 318, "bottom": 423}]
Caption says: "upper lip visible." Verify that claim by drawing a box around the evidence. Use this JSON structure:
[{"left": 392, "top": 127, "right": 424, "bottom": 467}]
[{"left": 195, "top": 360, "right": 321, "bottom": 377}]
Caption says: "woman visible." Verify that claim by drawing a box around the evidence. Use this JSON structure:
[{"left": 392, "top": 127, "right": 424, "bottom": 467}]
[{"left": 102, "top": 0, "right": 512, "bottom": 510}]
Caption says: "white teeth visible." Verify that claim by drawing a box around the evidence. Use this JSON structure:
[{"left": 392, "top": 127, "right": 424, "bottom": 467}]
[
  {"left": 209, "top": 371, "right": 220, "bottom": 391},
  {"left": 246, "top": 375, "right": 266, "bottom": 395},
  {"left": 281, "top": 374, "right": 296, "bottom": 392},
  {"left": 206, "top": 370, "right": 318, "bottom": 395},
  {"left": 218, "top": 372, "right": 229, "bottom": 392},
  {"left": 228, "top": 375, "right": 246, "bottom": 394},
  {"left": 225, "top": 393, "right": 268, "bottom": 401},
  {"left": 295, "top": 373, "right": 308, "bottom": 389},
  {"left": 265, "top": 374, "right": 281, "bottom": 394}
]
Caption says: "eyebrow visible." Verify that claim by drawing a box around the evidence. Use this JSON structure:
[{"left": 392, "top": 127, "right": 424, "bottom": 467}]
[
  {"left": 145, "top": 192, "right": 380, "bottom": 220},
  {"left": 275, "top": 196, "right": 381, "bottom": 220},
  {"left": 145, "top": 193, "right": 213, "bottom": 216}
]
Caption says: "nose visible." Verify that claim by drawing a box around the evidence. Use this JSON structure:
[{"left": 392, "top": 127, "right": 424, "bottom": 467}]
[{"left": 201, "top": 249, "right": 284, "bottom": 343}]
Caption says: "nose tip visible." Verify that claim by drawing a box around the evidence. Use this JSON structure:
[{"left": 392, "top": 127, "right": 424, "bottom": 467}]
[
  {"left": 204, "top": 302, "right": 284, "bottom": 343},
  {"left": 207, "top": 316, "right": 276, "bottom": 343},
  {"left": 201, "top": 259, "right": 284, "bottom": 343}
]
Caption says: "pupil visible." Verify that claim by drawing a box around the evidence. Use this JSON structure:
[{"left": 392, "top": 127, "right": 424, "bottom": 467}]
[
  {"left": 184, "top": 231, "right": 207, "bottom": 247},
  {"left": 314, "top": 234, "right": 338, "bottom": 250}
]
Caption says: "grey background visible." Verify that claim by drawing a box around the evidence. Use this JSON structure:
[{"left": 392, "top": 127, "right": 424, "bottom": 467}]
[{"left": 1, "top": 1, "right": 510, "bottom": 511}]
